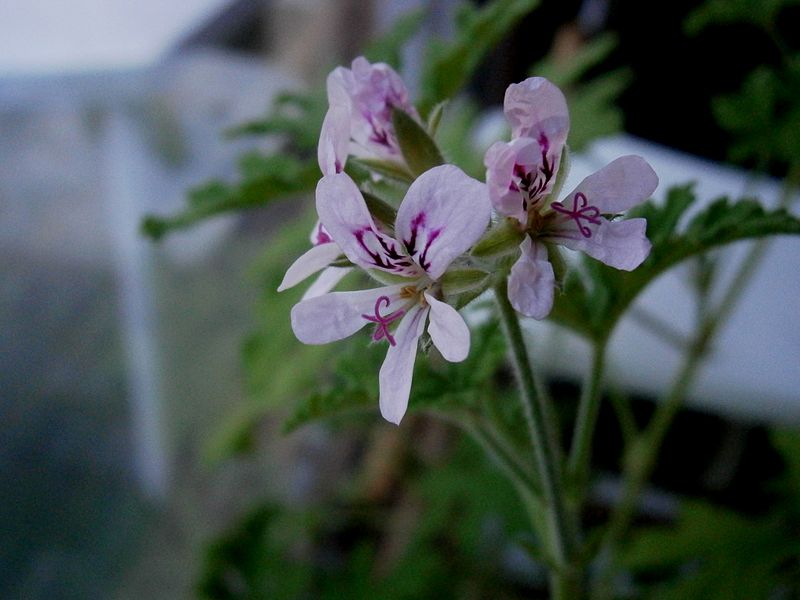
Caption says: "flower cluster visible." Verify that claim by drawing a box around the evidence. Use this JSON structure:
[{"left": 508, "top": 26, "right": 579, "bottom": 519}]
[{"left": 281, "top": 57, "right": 658, "bottom": 424}]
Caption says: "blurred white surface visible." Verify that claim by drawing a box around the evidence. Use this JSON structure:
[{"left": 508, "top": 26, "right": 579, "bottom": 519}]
[
  {"left": 532, "top": 136, "right": 800, "bottom": 424},
  {"left": 0, "top": 0, "right": 230, "bottom": 74}
]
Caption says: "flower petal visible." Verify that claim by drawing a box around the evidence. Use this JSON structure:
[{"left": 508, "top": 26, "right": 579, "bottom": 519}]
[
  {"left": 278, "top": 242, "right": 343, "bottom": 292},
  {"left": 302, "top": 266, "right": 352, "bottom": 300},
  {"left": 318, "top": 104, "right": 350, "bottom": 175},
  {"left": 508, "top": 238, "right": 555, "bottom": 320},
  {"left": 395, "top": 164, "right": 491, "bottom": 279},
  {"left": 484, "top": 137, "right": 551, "bottom": 223},
  {"left": 424, "top": 293, "right": 470, "bottom": 362},
  {"left": 379, "top": 305, "right": 428, "bottom": 424},
  {"left": 550, "top": 217, "right": 651, "bottom": 271},
  {"left": 504, "top": 77, "right": 569, "bottom": 150},
  {"left": 290, "top": 284, "right": 406, "bottom": 344},
  {"left": 316, "top": 173, "right": 417, "bottom": 276},
  {"left": 564, "top": 155, "right": 658, "bottom": 214}
]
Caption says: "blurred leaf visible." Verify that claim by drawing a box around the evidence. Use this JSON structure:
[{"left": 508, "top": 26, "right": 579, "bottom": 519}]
[
  {"left": 621, "top": 500, "right": 800, "bottom": 599},
  {"left": 418, "top": 0, "right": 540, "bottom": 114},
  {"left": 550, "top": 186, "right": 800, "bottom": 340},
  {"left": 685, "top": 0, "right": 800, "bottom": 34},
  {"left": 363, "top": 8, "right": 426, "bottom": 69},
  {"left": 225, "top": 90, "right": 327, "bottom": 151},
  {"left": 142, "top": 154, "right": 319, "bottom": 241},
  {"left": 533, "top": 33, "right": 629, "bottom": 151}
]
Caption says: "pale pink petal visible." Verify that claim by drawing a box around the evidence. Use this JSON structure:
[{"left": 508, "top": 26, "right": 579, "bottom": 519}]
[
  {"left": 564, "top": 156, "right": 658, "bottom": 214},
  {"left": 549, "top": 217, "right": 651, "bottom": 271},
  {"left": 278, "top": 242, "right": 343, "bottom": 292},
  {"left": 316, "top": 173, "right": 417, "bottom": 276},
  {"left": 379, "top": 305, "right": 428, "bottom": 424},
  {"left": 318, "top": 104, "right": 350, "bottom": 175},
  {"left": 302, "top": 266, "right": 352, "bottom": 300},
  {"left": 424, "top": 293, "right": 470, "bottom": 362},
  {"left": 394, "top": 165, "right": 491, "bottom": 279},
  {"left": 508, "top": 238, "right": 555, "bottom": 320},
  {"left": 504, "top": 77, "right": 569, "bottom": 151},
  {"left": 290, "top": 284, "right": 406, "bottom": 344}
]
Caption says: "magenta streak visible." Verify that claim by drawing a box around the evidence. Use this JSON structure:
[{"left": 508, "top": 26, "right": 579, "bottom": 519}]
[
  {"left": 403, "top": 212, "right": 426, "bottom": 255},
  {"left": 365, "top": 112, "right": 393, "bottom": 148},
  {"left": 353, "top": 228, "right": 405, "bottom": 271},
  {"left": 314, "top": 223, "right": 332, "bottom": 245},
  {"left": 551, "top": 192, "right": 601, "bottom": 237},
  {"left": 418, "top": 228, "right": 442, "bottom": 272},
  {"left": 362, "top": 296, "right": 405, "bottom": 346}
]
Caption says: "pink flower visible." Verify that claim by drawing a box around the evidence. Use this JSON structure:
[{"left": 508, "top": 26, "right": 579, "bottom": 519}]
[
  {"left": 290, "top": 165, "right": 490, "bottom": 424},
  {"left": 318, "top": 56, "right": 420, "bottom": 176},
  {"left": 485, "top": 77, "right": 659, "bottom": 319}
]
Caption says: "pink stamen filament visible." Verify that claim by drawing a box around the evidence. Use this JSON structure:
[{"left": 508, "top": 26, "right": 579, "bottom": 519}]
[
  {"left": 551, "top": 192, "right": 601, "bottom": 237},
  {"left": 362, "top": 296, "right": 405, "bottom": 346}
]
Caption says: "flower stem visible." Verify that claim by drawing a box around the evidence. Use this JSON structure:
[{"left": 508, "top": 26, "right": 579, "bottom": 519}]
[
  {"left": 567, "top": 340, "right": 607, "bottom": 501},
  {"left": 493, "top": 280, "right": 579, "bottom": 586}
]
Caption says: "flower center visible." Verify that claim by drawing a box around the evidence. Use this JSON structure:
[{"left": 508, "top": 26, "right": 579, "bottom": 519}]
[
  {"left": 362, "top": 295, "right": 405, "bottom": 346},
  {"left": 550, "top": 192, "right": 601, "bottom": 237},
  {"left": 510, "top": 134, "right": 556, "bottom": 212}
]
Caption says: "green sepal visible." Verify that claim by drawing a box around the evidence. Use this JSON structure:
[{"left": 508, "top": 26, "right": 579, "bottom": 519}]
[
  {"left": 350, "top": 157, "right": 414, "bottom": 183},
  {"left": 392, "top": 107, "right": 445, "bottom": 176},
  {"left": 362, "top": 192, "right": 398, "bottom": 227},
  {"left": 546, "top": 145, "right": 571, "bottom": 204},
  {"left": 441, "top": 267, "right": 491, "bottom": 296},
  {"left": 365, "top": 269, "right": 411, "bottom": 286},
  {"left": 427, "top": 101, "right": 448, "bottom": 137},
  {"left": 471, "top": 218, "right": 525, "bottom": 257}
]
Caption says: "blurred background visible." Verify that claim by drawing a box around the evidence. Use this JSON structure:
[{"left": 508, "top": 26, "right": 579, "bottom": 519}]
[{"left": 2, "top": 1, "right": 799, "bottom": 598}]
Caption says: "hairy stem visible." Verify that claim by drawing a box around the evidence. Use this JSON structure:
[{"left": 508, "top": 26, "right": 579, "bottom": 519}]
[
  {"left": 494, "top": 280, "right": 580, "bottom": 593},
  {"left": 567, "top": 340, "right": 608, "bottom": 502}
]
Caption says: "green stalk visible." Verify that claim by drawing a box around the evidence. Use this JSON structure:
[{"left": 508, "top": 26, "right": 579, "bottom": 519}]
[
  {"left": 494, "top": 280, "right": 581, "bottom": 597},
  {"left": 567, "top": 340, "right": 608, "bottom": 501}
]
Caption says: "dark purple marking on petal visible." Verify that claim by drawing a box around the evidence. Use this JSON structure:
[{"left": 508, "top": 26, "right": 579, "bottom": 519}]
[
  {"left": 403, "top": 212, "right": 426, "bottom": 255},
  {"left": 353, "top": 227, "right": 410, "bottom": 272},
  {"left": 510, "top": 133, "right": 559, "bottom": 215},
  {"left": 418, "top": 227, "right": 442, "bottom": 272},
  {"left": 551, "top": 192, "right": 601, "bottom": 237},
  {"left": 314, "top": 223, "right": 332, "bottom": 245},
  {"left": 361, "top": 295, "right": 405, "bottom": 346}
]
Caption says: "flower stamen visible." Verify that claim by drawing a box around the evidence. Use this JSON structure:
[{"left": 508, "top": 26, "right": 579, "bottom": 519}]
[
  {"left": 551, "top": 192, "right": 601, "bottom": 237},
  {"left": 362, "top": 296, "right": 405, "bottom": 346}
]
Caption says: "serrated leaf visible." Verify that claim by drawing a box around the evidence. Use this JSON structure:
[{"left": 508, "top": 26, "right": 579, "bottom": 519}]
[{"left": 392, "top": 108, "right": 445, "bottom": 176}]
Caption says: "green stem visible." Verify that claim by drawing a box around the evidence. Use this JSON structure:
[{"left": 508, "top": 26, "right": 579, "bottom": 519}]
[
  {"left": 567, "top": 340, "right": 608, "bottom": 501},
  {"left": 494, "top": 280, "right": 579, "bottom": 588}
]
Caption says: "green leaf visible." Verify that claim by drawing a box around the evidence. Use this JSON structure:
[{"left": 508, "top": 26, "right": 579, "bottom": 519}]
[
  {"left": 392, "top": 108, "right": 445, "bottom": 176},
  {"left": 685, "top": 0, "right": 800, "bottom": 34},
  {"left": 549, "top": 186, "right": 800, "bottom": 340},
  {"left": 418, "top": 0, "right": 540, "bottom": 114}
]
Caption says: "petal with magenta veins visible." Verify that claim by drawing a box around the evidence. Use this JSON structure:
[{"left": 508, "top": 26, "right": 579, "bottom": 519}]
[
  {"left": 424, "top": 293, "right": 470, "bottom": 362},
  {"left": 290, "top": 284, "right": 406, "bottom": 345},
  {"left": 549, "top": 217, "right": 651, "bottom": 271},
  {"left": 508, "top": 238, "right": 555, "bottom": 320},
  {"left": 485, "top": 137, "right": 549, "bottom": 223},
  {"left": 316, "top": 173, "right": 416, "bottom": 276},
  {"left": 564, "top": 156, "right": 658, "bottom": 214},
  {"left": 302, "top": 266, "right": 352, "bottom": 300},
  {"left": 395, "top": 165, "right": 491, "bottom": 279},
  {"left": 379, "top": 304, "right": 428, "bottom": 425},
  {"left": 504, "top": 77, "right": 569, "bottom": 151},
  {"left": 278, "top": 242, "right": 343, "bottom": 292}
]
